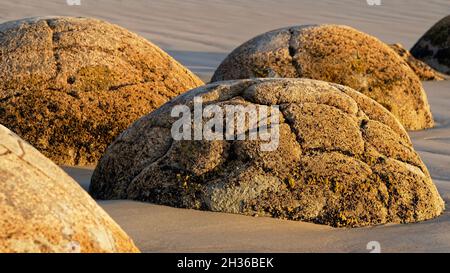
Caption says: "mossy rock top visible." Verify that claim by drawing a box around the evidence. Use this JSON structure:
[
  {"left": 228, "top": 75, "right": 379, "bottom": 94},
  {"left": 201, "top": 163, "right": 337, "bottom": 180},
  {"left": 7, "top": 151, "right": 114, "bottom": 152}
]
[
  {"left": 211, "top": 25, "right": 434, "bottom": 131},
  {"left": 90, "top": 78, "right": 444, "bottom": 227},
  {"left": 0, "top": 16, "right": 203, "bottom": 166},
  {"left": 411, "top": 15, "right": 450, "bottom": 76},
  {"left": 0, "top": 124, "right": 139, "bottom": 253}
]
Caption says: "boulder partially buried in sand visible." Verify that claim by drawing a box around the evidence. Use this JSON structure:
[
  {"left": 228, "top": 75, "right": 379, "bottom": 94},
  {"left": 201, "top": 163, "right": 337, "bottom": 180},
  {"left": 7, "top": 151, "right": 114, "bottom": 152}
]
[
  {"left": 411, "top": 15, "right": 450, "bottom": 76},
  {"left": 0, "top": 17, "right": 203, "bottom": 166},
  {"left": 0, "top": 125, "right": 139, "bottom": 253},
  {"left": 90, "top": 78, "right": 444, "bottom": 227},
  {"left": 211, "top": 25, "right": 434, "bottom": 131},
  {"left": 390, "top": 43, "right": 444, "bottom": 81}
]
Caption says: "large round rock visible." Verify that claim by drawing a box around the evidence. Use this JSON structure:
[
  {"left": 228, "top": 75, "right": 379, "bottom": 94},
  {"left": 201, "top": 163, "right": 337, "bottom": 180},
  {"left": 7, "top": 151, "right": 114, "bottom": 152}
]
[
  {"left": 0, "top": 17, "right": 203, "bottom": 166},
  {"left": 411, "top": 15, "right": 450, "bottom": 75},
  {"left": 0, "top": 125, "right": 139, "bottom": 253},
  {"left": 90, "top": 79, "right": 444, "bottom": 227},
  {"left": 211, "top": 25, "right": 434, "bottom": 130}
]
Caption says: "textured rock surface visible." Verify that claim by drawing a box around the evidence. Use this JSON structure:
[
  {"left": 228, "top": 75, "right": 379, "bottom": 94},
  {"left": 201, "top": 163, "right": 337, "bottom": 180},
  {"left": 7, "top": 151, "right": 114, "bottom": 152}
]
[
  {"left": 411, "top": 15, "right": 450, "bottom": 76},
  {"left": 0, "top": 125, "right": 139, "bottom": 253},
  {"left": 211, "top": 25, "right": 434, "bottom": 130},
  {"left": 390, "top": 43, "right": 444, "bottom": 81},
  {"left": 90, "top": 78, "right": 444, "bottom": 227},
  {"left": 0, "top": 17, "right": 203, "bottom": 166}
]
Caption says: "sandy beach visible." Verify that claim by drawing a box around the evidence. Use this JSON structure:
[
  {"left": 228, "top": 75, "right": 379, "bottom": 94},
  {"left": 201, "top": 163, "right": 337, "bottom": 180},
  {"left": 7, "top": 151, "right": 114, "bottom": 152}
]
[{"left": 2, "top": 0, "right": 449, "bottom": 252}]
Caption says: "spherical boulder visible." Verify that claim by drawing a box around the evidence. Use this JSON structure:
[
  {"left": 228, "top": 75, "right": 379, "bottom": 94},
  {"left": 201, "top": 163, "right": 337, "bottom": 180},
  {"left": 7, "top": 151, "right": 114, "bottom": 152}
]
[
  {"left": 211, "top": 25, "right": 434, "bottom": 130},
  {"left": 0, "top": 124, "right": 139, "bottom": 253},
  {"left": 90, "top": 78, "right": 444, "bottom": 227},
  {"left": 411, "top": 15, "right": 450, "bottom": 75},
  {"left": 390, "top": 43, "right": 444, "bottom": 81},
  {"left": 0, "top": 17, "right": 203, "bottom": 166}
]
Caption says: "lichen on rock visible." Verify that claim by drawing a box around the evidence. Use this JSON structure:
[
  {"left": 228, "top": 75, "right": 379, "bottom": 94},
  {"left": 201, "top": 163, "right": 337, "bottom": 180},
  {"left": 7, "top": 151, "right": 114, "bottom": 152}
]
[
  {"left": 90, "top": 78, "right": 444, "bottom": 228},
  {"left": 0, "top": 16, "right": 203, "bottom": 166},
  {"left": 0, "top": 124, "right": 139, "bottom": 253},
  {"left": 411, "top": 15, "right": 450, "bottom": 76},
  {"left": 211, "top": 25, "right": 434, "bottom": 131},
  {"left": 390, "top": 43, "right": 445, "bottom": 81}
]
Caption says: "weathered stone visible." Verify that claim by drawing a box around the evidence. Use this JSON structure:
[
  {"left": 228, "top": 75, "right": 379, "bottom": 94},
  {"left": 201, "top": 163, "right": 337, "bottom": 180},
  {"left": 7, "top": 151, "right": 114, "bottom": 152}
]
[
  {"left": 390, "top": 43, "right": 444, "bottom": 81},
  {"left": 411, "top": 15, "right": 450, "bottom": 76},
  {"left": 212, "top": 25, "right": 434, "bottom": 130},
  {"left": 0, "top": 17, "right": 203, "bottom": 166},
  {"left": 90, "top": 78, "right": 444, "bottom": 227},
  {"left": 0, "top": 124, "right": 139, "bottom": 253}
]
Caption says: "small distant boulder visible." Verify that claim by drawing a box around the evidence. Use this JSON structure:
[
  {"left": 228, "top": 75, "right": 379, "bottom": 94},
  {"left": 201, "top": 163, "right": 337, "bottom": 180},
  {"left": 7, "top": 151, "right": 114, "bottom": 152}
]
[
  {"left": 90, "top": 79, "right": 444, "bottom": 227},
  {"left": 212, "top": 25, "right": 434, "bottom": 130},
  {"left": 411, "top": 15, "right": 450, "bottom": 75},
  {"left": 0, "top": 17, "right": 203, "bottom": 166},
  {"left": 0, "top": 124, "right": 139, "bottom": 253},
  {"left": 390, "top": 43, "right": 444, "bottom": 81}
]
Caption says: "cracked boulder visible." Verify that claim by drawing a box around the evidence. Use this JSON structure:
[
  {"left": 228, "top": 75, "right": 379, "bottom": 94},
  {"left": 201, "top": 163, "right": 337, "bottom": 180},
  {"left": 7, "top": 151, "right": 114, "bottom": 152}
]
[
  {"left": 411, "top": 15, "right": 450, "bottom": 76},
  {"left": 0, "top": 124, "right": 139, "bottom": 252},
  {"left": 211, "top": 25, "right": 434, "bottom": 131},
  {"left": 0, "top": 17, "right": 203, "bottom": 166},
  {"left": 390, "top": 43, "right": 444, "bottom": 81},
  {"left": 89, "top": 78, "right": 444, "bottom": 227}
]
